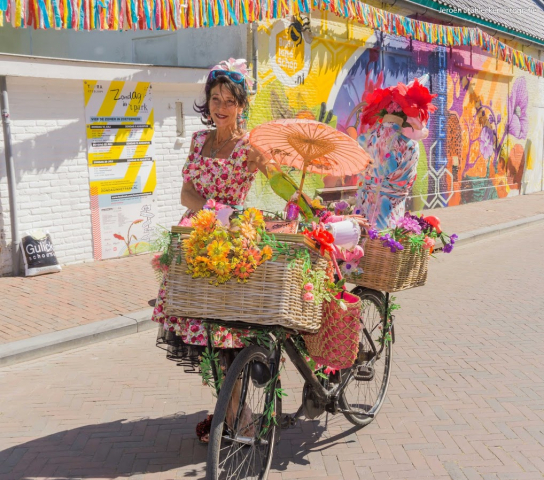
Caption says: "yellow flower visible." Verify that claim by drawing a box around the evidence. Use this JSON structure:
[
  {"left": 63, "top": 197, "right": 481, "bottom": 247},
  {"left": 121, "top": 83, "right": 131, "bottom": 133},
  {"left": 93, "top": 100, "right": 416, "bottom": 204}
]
[
  {"left": 207, "top": 239, "right": 231, "bottom": 260},
  {"left": 212, "top": 229, "right": 229, "bottom": 241},
  {"left": 242, "top": 208, "right": 265, "bottom": 230},
  {"left": 191, "top": 256, "right": 212, "bottom": 278},
  {"left": 261, "top": 245, "right": 273, "bottom": 262},
  {"left": 191, "top": 210, "right": 217, "bottom": 232},
  {"left": 311, "top": 198, "right": 325, "bottom": 210},
  {"left": 211, "top": 259, "right": 232, "bottom": 277}
]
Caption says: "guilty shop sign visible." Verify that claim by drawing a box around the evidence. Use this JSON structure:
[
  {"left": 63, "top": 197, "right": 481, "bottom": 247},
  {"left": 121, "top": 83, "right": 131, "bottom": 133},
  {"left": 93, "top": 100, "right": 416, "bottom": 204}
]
[
  {"left": 83, "top": 81, "right": 157, "bottom": 260},
  {"left": 269, "top": 18, "right": 312, "bottom": 87}
]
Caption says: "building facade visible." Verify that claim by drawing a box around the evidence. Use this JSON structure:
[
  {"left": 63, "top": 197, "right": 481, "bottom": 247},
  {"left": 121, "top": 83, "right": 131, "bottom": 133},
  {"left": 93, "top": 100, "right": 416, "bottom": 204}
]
[{"left": 1, "top": 4, "right": 544, "bottom": 275}]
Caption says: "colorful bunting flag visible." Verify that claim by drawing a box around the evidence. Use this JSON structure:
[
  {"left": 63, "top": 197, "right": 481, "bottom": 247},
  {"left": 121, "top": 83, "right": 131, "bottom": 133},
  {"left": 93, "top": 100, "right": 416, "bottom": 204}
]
[{"left": 0, "top": 0, "right": 542, "bottom": 77}]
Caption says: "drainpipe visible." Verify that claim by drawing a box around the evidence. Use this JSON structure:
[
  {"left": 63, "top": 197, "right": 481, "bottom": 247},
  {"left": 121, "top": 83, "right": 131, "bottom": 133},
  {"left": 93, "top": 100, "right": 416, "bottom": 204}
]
[
  {"left": 0, "top": 76, "right": 21, "bottom": 276},
  {"left": 251, "top": 22, "right": 258, "bottom": 95}
]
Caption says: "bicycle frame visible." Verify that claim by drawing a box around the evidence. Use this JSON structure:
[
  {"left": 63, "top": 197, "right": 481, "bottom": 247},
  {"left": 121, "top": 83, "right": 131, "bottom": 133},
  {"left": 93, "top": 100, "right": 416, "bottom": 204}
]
[{"left": 204, "top": 288, "right": 393, "bottom": 420}]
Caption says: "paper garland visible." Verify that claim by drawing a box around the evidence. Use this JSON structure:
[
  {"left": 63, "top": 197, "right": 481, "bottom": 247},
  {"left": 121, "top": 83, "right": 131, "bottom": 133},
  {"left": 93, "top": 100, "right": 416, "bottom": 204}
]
[{"left": 0, "top": 0, "right": 542, "bottom": 77}]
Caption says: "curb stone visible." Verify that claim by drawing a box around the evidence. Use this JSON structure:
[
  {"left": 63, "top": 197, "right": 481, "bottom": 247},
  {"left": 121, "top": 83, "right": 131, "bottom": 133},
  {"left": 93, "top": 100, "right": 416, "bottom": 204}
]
[
  {"left": 1, "top": 213, "right": 543, "bottom": 368},
  {"left": 0, "top": 308, "right": 155, "bottom": 367}
]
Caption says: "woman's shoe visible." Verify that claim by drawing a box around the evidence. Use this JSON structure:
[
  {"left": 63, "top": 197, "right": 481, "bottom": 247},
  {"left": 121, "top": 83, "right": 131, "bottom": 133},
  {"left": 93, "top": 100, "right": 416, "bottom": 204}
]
[{"left": 196, "top": 414, "right": 213, "bottom": 444}]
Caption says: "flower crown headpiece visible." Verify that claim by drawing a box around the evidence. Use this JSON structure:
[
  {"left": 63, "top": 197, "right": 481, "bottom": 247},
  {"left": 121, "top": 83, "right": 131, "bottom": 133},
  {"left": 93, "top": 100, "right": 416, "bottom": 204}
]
[
  {"left": 361, "top": 75, "right": 437, "bottom": 129},
  {"left": 210, "top": 58, "right": 255, "bottom": 90}
]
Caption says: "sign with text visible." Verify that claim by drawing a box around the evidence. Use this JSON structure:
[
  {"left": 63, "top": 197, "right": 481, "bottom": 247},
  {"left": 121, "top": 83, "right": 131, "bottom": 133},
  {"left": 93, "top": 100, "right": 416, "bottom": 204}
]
[{"left": 84, "top": 80, "right": 157, "bottom": 260}]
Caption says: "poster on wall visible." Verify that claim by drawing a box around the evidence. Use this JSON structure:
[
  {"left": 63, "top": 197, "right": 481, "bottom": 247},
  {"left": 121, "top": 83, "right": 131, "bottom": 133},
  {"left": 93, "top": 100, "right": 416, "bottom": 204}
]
[{"left": 83, "top": 80, "right": 157, "bottom": 260}]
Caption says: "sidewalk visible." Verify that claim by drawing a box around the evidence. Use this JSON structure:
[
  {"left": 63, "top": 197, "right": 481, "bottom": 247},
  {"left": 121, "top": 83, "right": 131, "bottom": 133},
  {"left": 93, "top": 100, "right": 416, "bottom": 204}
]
[{"left": 1, "top": 192, "right": 543, "bottom": 366}]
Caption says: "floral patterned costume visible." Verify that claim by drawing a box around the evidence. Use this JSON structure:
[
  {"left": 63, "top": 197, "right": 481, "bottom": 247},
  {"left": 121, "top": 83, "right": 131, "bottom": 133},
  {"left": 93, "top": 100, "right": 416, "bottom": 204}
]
[
  {"left": 153, "top": 129, "right": 257, "bottom": 360},
  {"left": 354, "top": 121, "right": 420, "bottom": 230}
]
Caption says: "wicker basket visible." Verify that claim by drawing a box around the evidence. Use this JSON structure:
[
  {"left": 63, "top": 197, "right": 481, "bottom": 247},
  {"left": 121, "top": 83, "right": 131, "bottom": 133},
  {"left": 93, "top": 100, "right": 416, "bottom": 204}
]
[
  {"left": 347, "top": 236, "right": 430, "bottom": 292},
  {"left": 304, "top": 291, "right": 362, "bottom": 369},
  {"left": 164, "top": 227, "right": 328, "bottom": 333}
]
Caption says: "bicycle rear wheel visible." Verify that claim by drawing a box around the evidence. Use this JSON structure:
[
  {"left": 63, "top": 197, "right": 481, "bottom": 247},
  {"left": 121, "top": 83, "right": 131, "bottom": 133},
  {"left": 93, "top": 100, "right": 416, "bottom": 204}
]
[
  {"left": 207, "top": 345, "right": 279, "bottom": 480},
  {"left": 339, "top": 287, "right": 393, "bottom": 427}
]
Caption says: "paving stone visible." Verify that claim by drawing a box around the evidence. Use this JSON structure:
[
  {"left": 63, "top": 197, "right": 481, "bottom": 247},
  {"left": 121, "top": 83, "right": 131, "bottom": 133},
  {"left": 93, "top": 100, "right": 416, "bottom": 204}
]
[{"left": 0, "top": 219, "right": 543, "bottom": 479}]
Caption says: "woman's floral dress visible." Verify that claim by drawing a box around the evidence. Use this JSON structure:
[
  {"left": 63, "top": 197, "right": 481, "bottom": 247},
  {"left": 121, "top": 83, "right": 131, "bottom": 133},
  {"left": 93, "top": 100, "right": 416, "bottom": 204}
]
[
  {"left": 354, "top": 121, "right": 420, "bottom": 230},
  {"left": 152, "top": 129, "right": 256, "bottom": 359}
]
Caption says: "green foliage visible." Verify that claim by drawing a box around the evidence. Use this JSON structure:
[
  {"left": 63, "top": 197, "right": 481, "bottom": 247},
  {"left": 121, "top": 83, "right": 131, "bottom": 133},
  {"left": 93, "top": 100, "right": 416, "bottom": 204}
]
[
  {"left": 199, "top": 347, "right": 224, "bottom": 394},
  {"left": 150, "top": 225, "right": 172, "bottom": 253},
  {"left": 376, "top": 296, "right": 400, "bottom": 346},
  {"left": 150, "top": 227, "right": 181, "bottom": 268}
]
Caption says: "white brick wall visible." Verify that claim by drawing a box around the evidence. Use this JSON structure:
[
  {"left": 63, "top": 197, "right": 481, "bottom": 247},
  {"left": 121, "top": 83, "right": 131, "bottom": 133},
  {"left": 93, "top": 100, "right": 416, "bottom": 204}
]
[{"left": 0, "top": 76, "right": 201, "bottom": 275}]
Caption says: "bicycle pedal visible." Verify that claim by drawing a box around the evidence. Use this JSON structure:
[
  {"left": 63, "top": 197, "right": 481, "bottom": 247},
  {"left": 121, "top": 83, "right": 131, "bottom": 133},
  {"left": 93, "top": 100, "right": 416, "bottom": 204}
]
[{"left": 354, "top": 365, "right": 375, "bottom": 381}]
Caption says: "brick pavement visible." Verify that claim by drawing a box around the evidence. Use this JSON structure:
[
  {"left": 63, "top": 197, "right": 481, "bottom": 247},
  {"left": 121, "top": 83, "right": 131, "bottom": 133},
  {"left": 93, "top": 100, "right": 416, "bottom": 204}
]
[
  {"left": 0, "top": 222, "right": 543, "bottom": 479},
  {"left": 0, "top": 191, "right": 543, "bottom": 346},
  {"left": 0, "top": 254, "right": 158, "bottom": 345}
]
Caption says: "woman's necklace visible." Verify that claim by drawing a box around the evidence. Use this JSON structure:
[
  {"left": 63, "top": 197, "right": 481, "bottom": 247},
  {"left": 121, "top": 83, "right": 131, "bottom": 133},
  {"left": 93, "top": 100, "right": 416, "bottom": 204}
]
[{"left": 210, "top": 131, "right": 235, "bottom": 158}]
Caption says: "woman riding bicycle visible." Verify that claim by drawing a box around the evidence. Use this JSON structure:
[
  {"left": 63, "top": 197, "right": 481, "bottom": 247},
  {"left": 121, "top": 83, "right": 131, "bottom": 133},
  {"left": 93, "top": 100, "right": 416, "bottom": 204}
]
[{"left": 151, "top": 60, "right": 271, "bottom": 443}]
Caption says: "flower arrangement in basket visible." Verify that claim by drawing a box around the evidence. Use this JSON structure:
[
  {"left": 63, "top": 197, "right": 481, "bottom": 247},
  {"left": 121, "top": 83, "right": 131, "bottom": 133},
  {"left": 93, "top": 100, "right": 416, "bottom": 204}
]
[
  {"left": 152, "top": 206, "right": 345, "bottom": 333},
  {"left": 347, "top": 211, "right": 458, "bottom": 292},
  {"left": 183, "top": 208, "right": 273, "bottom": 286}
]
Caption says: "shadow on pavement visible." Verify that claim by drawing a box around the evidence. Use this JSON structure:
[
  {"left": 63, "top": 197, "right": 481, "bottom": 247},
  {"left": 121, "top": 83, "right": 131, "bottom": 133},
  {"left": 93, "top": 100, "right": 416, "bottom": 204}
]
[
  {"left": 0, "top": 411, "right": 210, "bottom": 480},
  {"left": 0, "top": 411, "right": 362, "bottom": 479},
  {"left": 271, "top": 416, "right": 361, "bottom": 472}
]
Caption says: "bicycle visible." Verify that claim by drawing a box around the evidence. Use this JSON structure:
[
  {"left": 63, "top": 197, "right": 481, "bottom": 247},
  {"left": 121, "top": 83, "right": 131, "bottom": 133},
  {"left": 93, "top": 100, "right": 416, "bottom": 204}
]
[{"left": 204, "top": 286, "right": 396, "bottom": 480}]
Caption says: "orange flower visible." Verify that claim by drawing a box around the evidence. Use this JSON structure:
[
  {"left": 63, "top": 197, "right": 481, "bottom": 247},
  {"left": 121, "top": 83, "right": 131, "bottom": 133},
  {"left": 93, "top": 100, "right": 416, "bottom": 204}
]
[
  {"left": 191, "top": 210, "right": 217, "bottom": 233},
  {"left": 234, "top": 261, "right": 254, "bottom": 280},
  {"left": 260, "top": 245, "right": 273, "bottom": 262},
  {"left": 245, "top": 248, "right": 262, "bottom": 265}
]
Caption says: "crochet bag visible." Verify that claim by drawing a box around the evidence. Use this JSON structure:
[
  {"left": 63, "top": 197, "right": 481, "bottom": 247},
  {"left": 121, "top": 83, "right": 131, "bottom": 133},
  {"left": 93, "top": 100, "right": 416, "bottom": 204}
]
[{"left": 304, "top": 291, "right": 362, "bottom": 370}]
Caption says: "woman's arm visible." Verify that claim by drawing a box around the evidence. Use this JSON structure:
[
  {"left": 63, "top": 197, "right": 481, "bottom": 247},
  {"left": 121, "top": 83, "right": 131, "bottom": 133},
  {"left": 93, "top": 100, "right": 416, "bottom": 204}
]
[
  {"left": 247, "top": 145, "right": 279, "bottom": 176},
  {"left": 181, "top": 179, "right": 207, "bottom": 211},
  {"left": 180, "top": 136, "right": 207, "bottom": 211}
]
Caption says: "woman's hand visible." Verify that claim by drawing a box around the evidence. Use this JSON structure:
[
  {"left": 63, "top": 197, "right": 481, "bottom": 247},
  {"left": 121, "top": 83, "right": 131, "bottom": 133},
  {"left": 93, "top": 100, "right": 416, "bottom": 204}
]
[
  {"left": 346, "top": 214, "right": 370, "bottom": 229},
  {"left": 247, "top": 145, "right": 279, "bottom": 176}
]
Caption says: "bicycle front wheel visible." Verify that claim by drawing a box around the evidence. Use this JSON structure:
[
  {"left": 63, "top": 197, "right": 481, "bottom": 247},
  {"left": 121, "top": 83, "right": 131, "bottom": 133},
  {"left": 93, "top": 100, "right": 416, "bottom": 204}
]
[
  {"left": 339, "top": 287, "right": 393, "bottom": 427},
  {"left": 207, "top": 345, "right": 278, "bottom": 480}
]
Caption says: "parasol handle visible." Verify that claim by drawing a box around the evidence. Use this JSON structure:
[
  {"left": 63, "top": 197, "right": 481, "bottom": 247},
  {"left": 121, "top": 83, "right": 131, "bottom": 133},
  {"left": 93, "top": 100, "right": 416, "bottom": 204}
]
[
  {"left": 329, "top": 254, "right": 346, "bottom": 290},
  {"left": 297, "top": 163, "right": 308, "bottom": 199}
]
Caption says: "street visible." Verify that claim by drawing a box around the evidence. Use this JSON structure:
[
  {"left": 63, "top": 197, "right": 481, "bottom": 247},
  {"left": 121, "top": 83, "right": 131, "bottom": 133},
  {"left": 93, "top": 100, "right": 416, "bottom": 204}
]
[{"left": 1, "top": 222, "right": 544, "bottom": 480}]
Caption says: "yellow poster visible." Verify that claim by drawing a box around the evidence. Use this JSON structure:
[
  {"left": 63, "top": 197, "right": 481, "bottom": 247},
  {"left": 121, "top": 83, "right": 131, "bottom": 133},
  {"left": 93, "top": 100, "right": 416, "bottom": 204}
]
[{"left": 84, "top": 80, "right": 157, "bottom": 260}]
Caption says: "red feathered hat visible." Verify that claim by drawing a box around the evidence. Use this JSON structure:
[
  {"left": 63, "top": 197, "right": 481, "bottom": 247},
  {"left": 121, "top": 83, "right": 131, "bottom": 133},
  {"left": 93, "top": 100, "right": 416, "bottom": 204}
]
[{"left": 361, "top": 76, "right": 437, "bottom": 128}]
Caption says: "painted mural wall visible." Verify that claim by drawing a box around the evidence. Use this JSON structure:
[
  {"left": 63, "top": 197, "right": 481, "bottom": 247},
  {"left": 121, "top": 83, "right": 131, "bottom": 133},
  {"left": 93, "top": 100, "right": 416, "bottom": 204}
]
[{"left": 246, "top": 11, "right": 544, "bottom": 213}]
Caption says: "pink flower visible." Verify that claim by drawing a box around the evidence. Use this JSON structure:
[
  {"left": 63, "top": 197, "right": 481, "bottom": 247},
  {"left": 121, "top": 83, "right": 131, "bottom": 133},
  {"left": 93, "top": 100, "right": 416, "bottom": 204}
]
[
  {"left": 303, "top": 292, "right": 314, "bottom": 302},
  {"left": 323, "top": 366, "right": 337, "bottom": 375},
  {"left": 423, "top": 236, "right": 435, "bottom": 250},
  {"left": 304, "top": 283, "right": 314, "bottom": 291}
]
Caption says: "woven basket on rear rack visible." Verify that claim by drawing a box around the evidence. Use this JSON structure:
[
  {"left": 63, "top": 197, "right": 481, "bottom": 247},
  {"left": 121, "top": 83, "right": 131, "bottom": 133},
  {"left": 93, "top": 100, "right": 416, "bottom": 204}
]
[
  {"left": 347, "top": 235, "right": 430, "bottom": 293},
  {"left": 164, "top": 227, "right": 328, "bottom": 333}
]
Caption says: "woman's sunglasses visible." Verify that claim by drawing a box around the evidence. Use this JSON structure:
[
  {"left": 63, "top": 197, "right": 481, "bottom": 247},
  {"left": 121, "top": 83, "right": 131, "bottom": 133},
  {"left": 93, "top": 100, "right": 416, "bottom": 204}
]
[{"left": 208, "top": 69, "right": 246, "bottom": 85}]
